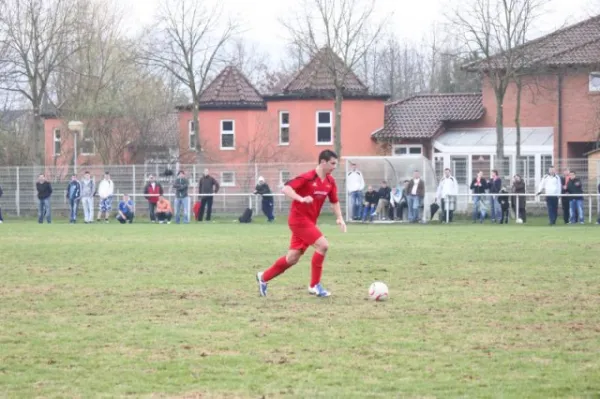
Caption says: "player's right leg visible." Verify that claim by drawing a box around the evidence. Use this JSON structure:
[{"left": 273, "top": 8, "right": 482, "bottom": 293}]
[{"left": 256, "top": 249, "right": 302, "bottom": 297}]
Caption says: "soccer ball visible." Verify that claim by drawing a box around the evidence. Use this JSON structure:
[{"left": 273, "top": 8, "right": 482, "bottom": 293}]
[
  {"left": 368, "top": 281, "right": 389, "bottom": 301},
  {"left": 516, "top": 218, "right": 523, "bottom": 224}
]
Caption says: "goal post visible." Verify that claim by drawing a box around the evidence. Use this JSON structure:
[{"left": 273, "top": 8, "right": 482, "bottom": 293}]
[{"left": 343, "top": 156, "right": 438, "bottom": 222}]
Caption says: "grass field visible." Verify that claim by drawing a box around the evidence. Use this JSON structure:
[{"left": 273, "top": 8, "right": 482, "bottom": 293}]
[{"left": 1, "top": 217, "right": 600, "bottom": 398}]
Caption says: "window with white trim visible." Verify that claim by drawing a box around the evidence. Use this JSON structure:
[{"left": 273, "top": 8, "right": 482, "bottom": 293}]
[
  {"left": 279, "top": 111, "right": 289, "bottom": 145},
  {"left": 393, "top": 145, "right": 422, "bottom": 156},
  {"left": 589, "top": 72, "right": 600, "bottom": 92},
  {"left": 279, "top": 170, "right": 290, "bottom": 187},
  {"left": 540, "top": 154, "right": 553, "bottom": 176},
  {"left": 189, "top": 120, "right": 197, "bottom": 150},
  {"left": 220, "top": 171, "right": 235, "bottom": 187},
  {"left": 53, "top": 129, "right": 61, "bottom": 156},
  {"left": 220, "top": 120, "right": 235, "bottom": 150},
  {"left": 80, "top": 129, "right": 95, "bottom": 155},
  {"left": 316, "top": 111, "right": 332, "bottom": 144}
]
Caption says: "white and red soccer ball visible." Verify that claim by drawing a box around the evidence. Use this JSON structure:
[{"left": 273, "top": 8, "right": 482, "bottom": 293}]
[{"left": 368, "top": 281, "right": 389, "bottom": 301}]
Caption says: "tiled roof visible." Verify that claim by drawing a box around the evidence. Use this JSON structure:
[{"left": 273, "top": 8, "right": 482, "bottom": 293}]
[
  {"left": 196, "top": 66, "right": 266, "bottom": 109},
  {"left": 372, "top": 93, "right": 484, "bottom": 140},
  {"left": 466, "top": 14, "right": 600, "bottom": 70},
  {"left": 273, "top": 47, "right": 371, "bottom": 97}
]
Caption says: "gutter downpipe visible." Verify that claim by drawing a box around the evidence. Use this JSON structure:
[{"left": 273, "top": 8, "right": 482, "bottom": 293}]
[{"left": 557, "top": 70, "right": 563, "bottom": 161}]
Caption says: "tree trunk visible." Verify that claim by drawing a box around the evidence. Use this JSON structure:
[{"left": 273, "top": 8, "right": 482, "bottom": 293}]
[
  {"left": 334, "top": 86, "right": 343, "bottom": 157},
  {"left": 495, "top": 93, "right": 505, "bottom": 177},
  {"left": 33, "top": 106, "right": 44, "bottom": 165},
  {"left": 515, "top": 76, "right": 523, "bottom": 158},
  {"left": 192, "top": 103, "right": 202, "bottom": 163}
]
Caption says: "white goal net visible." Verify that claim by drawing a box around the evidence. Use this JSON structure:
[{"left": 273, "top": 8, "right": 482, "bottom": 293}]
[{"left": 343, "top": 156, "right": 438, "bottom": 222}]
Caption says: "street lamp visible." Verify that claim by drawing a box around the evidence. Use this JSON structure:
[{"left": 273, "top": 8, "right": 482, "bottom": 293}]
[{"left": 68, "top": 121, "right": 83, "bottom": 175}]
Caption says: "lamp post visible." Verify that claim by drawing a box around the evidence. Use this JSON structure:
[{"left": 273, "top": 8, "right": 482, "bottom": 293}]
[{"left": 68, "top": 121, "right": 83, "bottom": 175}]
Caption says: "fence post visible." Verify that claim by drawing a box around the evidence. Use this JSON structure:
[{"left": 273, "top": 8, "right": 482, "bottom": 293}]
[{"left": 15, "top": 166, "right": 20, "bottom": 217}]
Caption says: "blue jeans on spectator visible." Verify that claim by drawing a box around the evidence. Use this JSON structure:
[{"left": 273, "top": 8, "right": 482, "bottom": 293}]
[
  {"left": 407, "top": 195, "right": 421, "bottom": 222},
  {"left": 490, "top": 196, "right": 501, "bottom": 222},
  {"left": 117, "top": 211, "right": 134, "bottom": 224},
  {"left": 472, "top": 195, "right": 482, "bottom": 221},
  {"left": 546, "top": 196, "right": 559, "bottom": 225},
  {"left": 69, "top": 198, "right": 79, "bottom": 222},
  {"left": 174, "top": 197, "right": 190, "bottom": 224},
  {"left": 362, "top": 204, "right": 376, "bottom": 222},
  {"left": 350, "top": 191, "right": 363, "bottom": 220},
  {"left": 262, "top": 197, "right": 274, "bottom": 222},
  {"left": 569, "top": 199, "right": 584, "bottom": 223},
  {"left": 38, "top": 198, "right": 51, "bottom": 223}
]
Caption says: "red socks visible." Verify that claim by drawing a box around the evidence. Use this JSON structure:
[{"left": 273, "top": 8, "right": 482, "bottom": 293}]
[
  {"left": 263, "top": 256, "right": 291, "bottom": 282},
  {"left": 310, "top": 252, "right": 325, "bottom": 287}
]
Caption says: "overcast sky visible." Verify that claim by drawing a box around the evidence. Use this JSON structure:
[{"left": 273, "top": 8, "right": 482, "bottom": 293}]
[{"left": 122, "top": 0, "right": 596, "bottom": 61}]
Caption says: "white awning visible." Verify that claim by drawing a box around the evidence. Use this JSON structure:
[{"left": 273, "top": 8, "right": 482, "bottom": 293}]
[{"left": 433, "top": 127, "right": 553, "bottom": 154}]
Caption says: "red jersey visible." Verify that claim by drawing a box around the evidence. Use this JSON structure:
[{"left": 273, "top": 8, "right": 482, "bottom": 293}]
[{"left": 285, "top": 169, "right": 338, "bottom": 225}]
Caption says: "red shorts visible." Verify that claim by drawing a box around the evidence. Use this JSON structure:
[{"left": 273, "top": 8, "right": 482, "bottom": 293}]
[{"left": 289, "top": 223, "right": 323, "bottom": 253}]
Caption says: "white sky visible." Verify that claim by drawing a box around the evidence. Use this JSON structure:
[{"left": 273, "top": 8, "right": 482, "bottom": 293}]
[{"left": 121, "top": 0, "right": 596, "bottom": 62}]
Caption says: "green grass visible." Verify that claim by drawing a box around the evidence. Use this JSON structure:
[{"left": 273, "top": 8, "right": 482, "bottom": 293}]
[{"left": 1, "top": 218, "right": 600, "bottom": 398}]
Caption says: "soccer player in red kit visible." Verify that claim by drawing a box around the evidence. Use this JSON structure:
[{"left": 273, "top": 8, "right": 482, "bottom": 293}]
[{"left": 256, "top": 150, "right": 346, "bottom": 297}]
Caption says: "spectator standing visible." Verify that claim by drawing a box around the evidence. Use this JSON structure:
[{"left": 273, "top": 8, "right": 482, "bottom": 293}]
[
  {"left": 65, "top": 174, "right": 81, "bottom": 224},
  {"left": 566, "top": 170, "right": 584, "bottom": 224},
  {"left": 597, "top": 182, "right": 600, "bottom": 225},
  {"left": 436, "top": 168, "right": 458, "bottom": 223},
  {"left": 156, "top": 196, "right": 173, "bottom": 224},
  {"left": 470, "top": 171, "right": 487, "bottom": 223},
  {"left": 0, "top": 183, "right": 3, "bottom": 223},
  {"left": 374, "top": 181, "right": 391, "bottom": 220},
  {"left": 498, "top": 187, "right": 510, "bottom": 224},
  {"left": 36, "top": 174, "right": 52, "bottom": 224},
  {"left": 254, "top": 176, "right": 275, "bottom": 222},
  {"left": 361, "top": 185, "right": 379, "bottom": 222},
  {"left": 537, "top": 166, "right": 562, "bottom": 225},
  {"left": 407, "top": 170, "right": 425, "bottom": 223},
  {"left": 97, "top": 172, "right": 114, "bottom": 223},
  {"left": 488, "top": 170, "right": 502, "bottom": 223},
  {"left": 346, "top": 162, "right": 365, "bottom": 221},
  {"left": 389, "top": 181, "right": 408, "bottom": 221},
  {"left": 143, "top": 175, "right": 163, "bottom": 223},
  {"left": 561, "top": 168, "right": 571, "bottom": 224},
  {"left": 80, "top": 171, "right": 95, "bottom": 224},
  {"left": 197, "top": 168, "right": 220, "bottom": 222},
  {"left": 511, "top": 174, "right": 527, "bottom": 223},
  {"left": 116, "top": 194, "right": 134, "bottom": 224},
  {"left": 173, "top": 170, "right": 190, "bottom": 224}
]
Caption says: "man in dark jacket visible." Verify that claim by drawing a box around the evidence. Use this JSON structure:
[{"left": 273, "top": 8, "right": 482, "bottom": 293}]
[
  {"left": 560, "top": 168, "right": 571, "bottom": 224},
  {"left": 361, "top": 185, "right": 379, "bottom": 222},
  {"left": 197, "top": 168, "right": 220, "bottom": 221},
  {"left": 254, "top": 176, "right": 274, "bottom": 222},
  {"left": 470, "top": 170, "right": 487, "bottom": 223},
  {"left": 407, "top": 170, "right": 425, "bottom": 223},
  {"left": 65, "top": 174, "right": 81, "bottom": 224},
  {"left": 143, "top": 175, "right": 163, "bottom": 222},
  {"left": 566, "top": 170, "right": 584, "bottom": 224},
  {"left": 173, "top": 170, "right": 190, "bottom": 224},
  {"left": 36, "top": 174, "right": 52, "bottom": 224},
  {"left": 488, "top": 169, "right": 502, "bottom": 223},
  {"left": 375, "top": 180, "right": 392, "bottom": 220}
]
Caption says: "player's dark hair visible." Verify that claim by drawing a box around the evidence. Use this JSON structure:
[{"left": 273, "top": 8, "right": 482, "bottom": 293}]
[{"left": 318, "top": 149, "right": 338, "bottom": 163}]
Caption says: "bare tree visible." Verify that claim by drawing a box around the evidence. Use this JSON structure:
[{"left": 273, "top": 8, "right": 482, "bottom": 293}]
[
  {"left": 281, "top": 0, "right": 388, "bottom": 157},
  {"left": 137, "top": 0, "right": 238, "bottom": 161},
  {"left": 225, "top": 38, "right": 271, "bottom": 90},
  {"left": 0, "top": 0, "right": 80, "bottom": 165},
  {"left": 451, "top": 0, "right": 545, "bottom": 175}
]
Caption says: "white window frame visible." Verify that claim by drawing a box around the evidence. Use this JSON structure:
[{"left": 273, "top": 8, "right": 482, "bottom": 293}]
[
  {"left": 220, "top": 120, "right": 235, "bottom": 150},
  {"left": 80, "top": 129, "right": 95, "bottom": 155},
  {"left": 220, "top": 171, "right": 236, "bottom": 187},
  {"left": 392, "top": 144, "right": 423, "bottom": 156},
  {"left": 279, "top": 111, "right": 290, "bottom": 146},
  {"left": 589, "top": 72, "right": 600, "bottom": 92},
  {"left": 53, "top": 129, "right": 61, "bottom": 156},
  {"left": 279, "top": 170, "right": 291, "bottom": 187},
  {"left": 188, "top": 120, "right": 197, "bottom": 151},
  {"left": 316, "top": 111, "right": 333, "bottom": 145}
]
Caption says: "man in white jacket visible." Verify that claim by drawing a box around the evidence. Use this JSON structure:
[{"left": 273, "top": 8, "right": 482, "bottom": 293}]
[
  {"left": 97, "top": 171, "right": 115, "bottom": 223},
  {"left": 436, "top": 168, "right": 459, "bottom": 223},
  {"left": 346, "top": 162, "right": 365, "bottom": 220},
  {"left": 536, "top": 166, "right": 562, "bottom": 225}
]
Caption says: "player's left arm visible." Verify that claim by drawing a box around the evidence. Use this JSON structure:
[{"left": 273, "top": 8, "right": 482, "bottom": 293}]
[{"left": 328, "top": 179, "right": 346, "bottom": 232}]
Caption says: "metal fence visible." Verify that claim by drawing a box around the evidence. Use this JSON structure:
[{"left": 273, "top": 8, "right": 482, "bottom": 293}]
[{"left": 0, "top": 163, "right": 345, "bottom": 218}]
